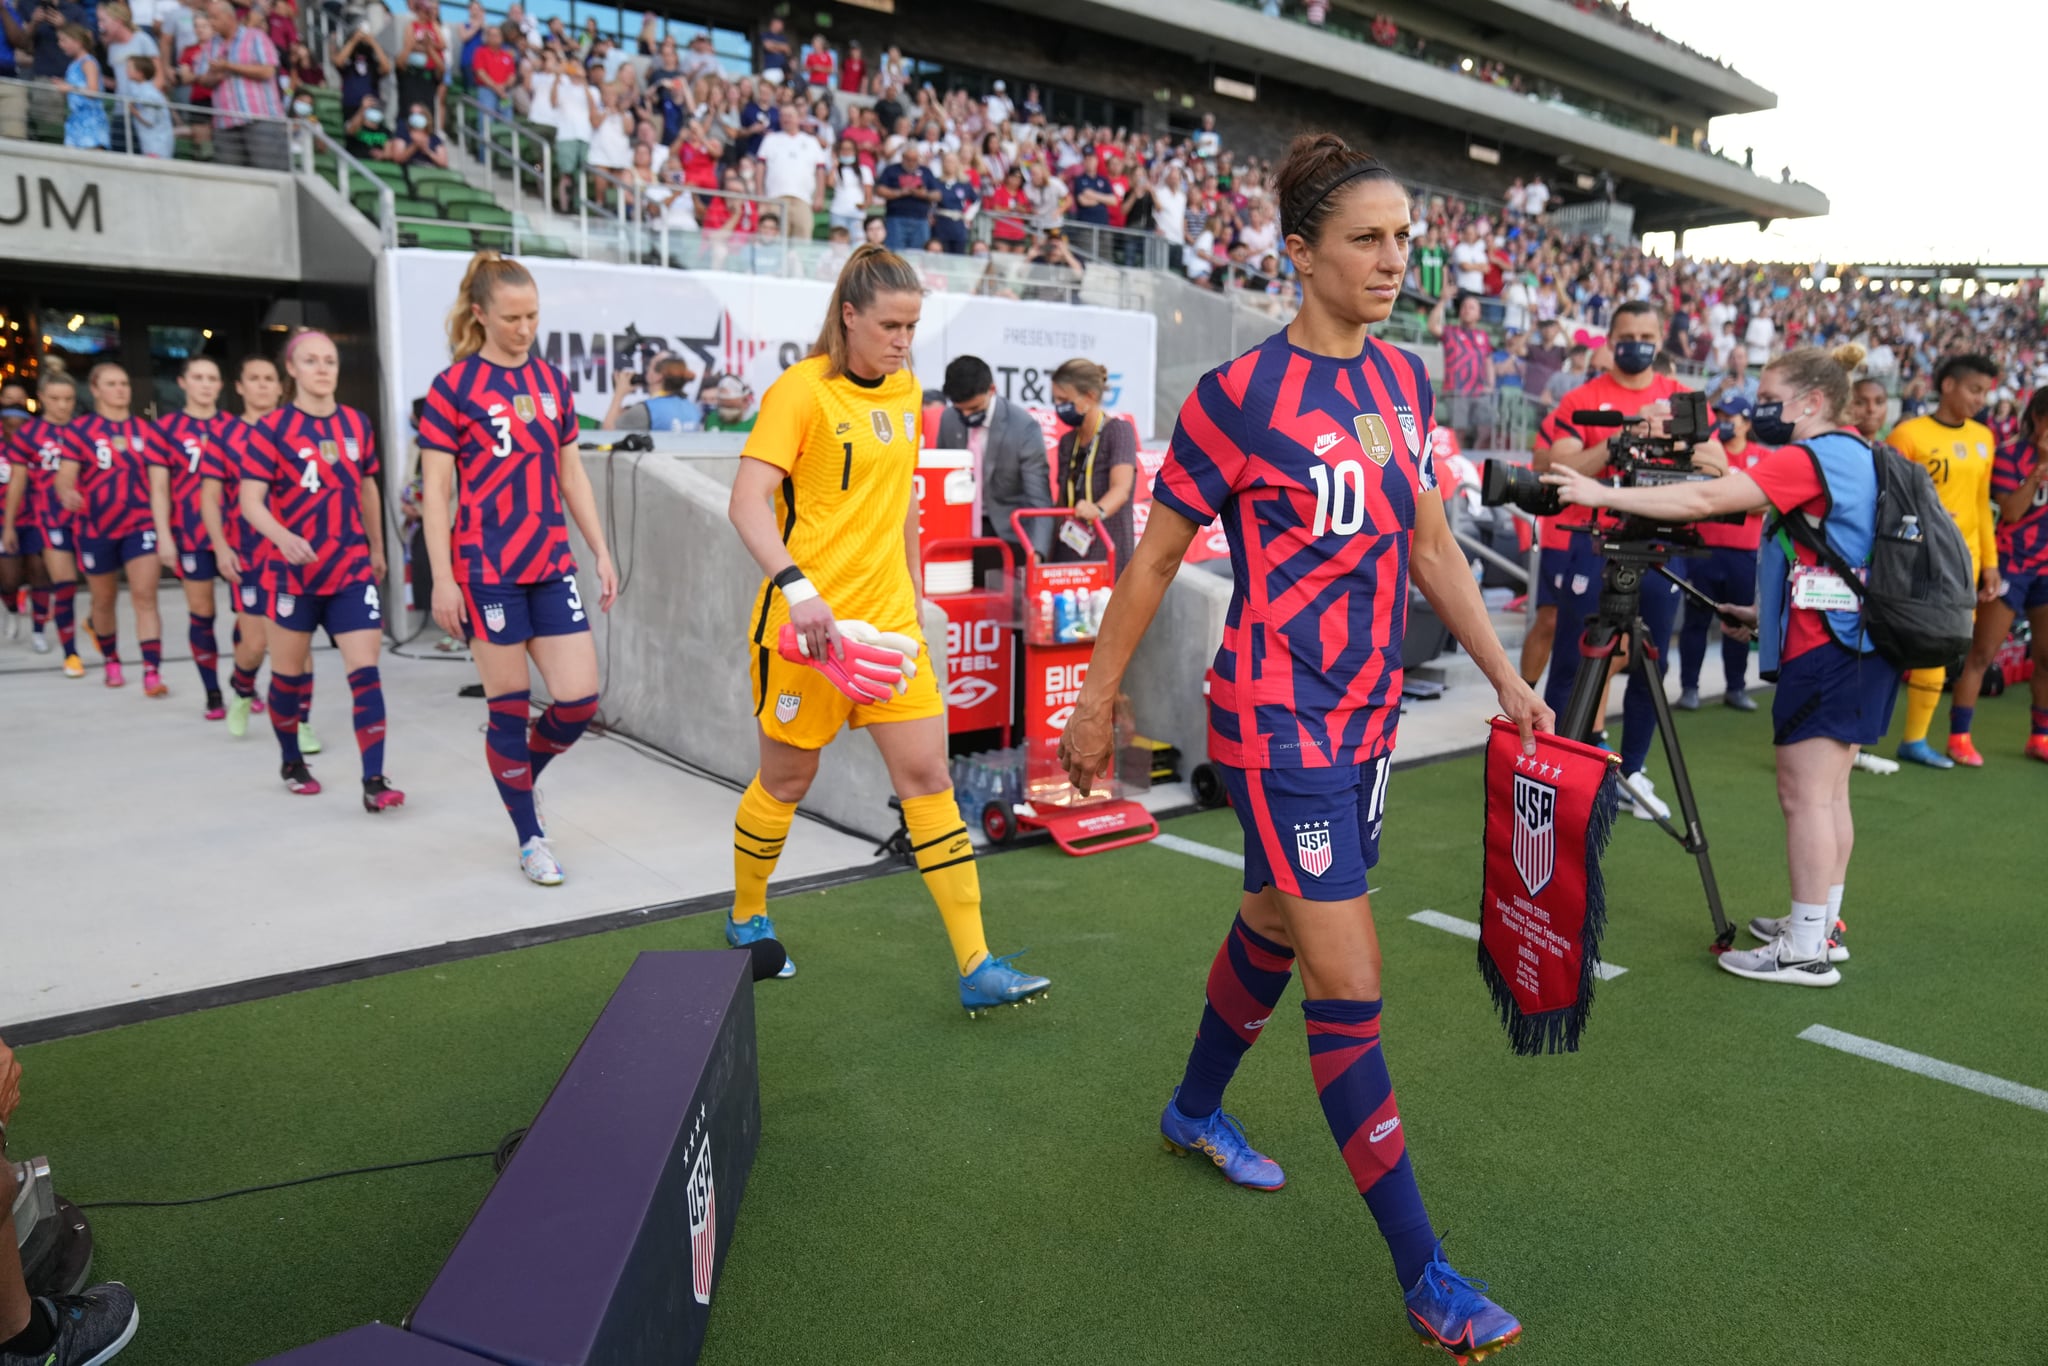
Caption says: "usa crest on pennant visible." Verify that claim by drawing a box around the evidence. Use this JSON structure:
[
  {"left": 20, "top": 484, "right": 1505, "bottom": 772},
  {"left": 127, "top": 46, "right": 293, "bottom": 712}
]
[
  {"left": 1295, "top": 824, "right": 1333, "bottom": 879},
  {"left": 1512, "top": 771, "right": 1556, "bottom": 895}
]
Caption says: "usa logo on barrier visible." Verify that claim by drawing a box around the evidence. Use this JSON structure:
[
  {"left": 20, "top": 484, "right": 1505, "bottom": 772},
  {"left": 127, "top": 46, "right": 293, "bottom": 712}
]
[
  {"left": 687, "top": 1126, "right": 717, "bottom": 1306},
  {"left": 1295, "top": 822, "right": 1333, "bottom": 879},
  {"left": 1513, "top": 772, "right": 1556, "bottom": 895}
]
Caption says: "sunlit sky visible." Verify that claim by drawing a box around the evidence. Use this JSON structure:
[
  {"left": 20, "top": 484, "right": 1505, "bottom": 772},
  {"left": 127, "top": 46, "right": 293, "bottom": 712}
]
[{"left": 1624, "top": 0, "right": 2043, "bottom": 266}]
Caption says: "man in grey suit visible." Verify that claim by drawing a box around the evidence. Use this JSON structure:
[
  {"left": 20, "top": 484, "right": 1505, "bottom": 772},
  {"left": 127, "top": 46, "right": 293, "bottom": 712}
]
[{"left": 935, "top": 355, "right": 1053, "bottom": 565}]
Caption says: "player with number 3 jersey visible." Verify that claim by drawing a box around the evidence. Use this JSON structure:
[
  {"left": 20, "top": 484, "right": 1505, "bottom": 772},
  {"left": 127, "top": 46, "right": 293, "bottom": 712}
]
[
  {"left": 156, "top": 357, "right": 244, "bottom": 719},
  {"left": 238, "top": 330, "right": 402, "bottom": 811},
  {"left": 1061, "top": 135, "right": 1549, "bottom": 1362},
  {"left": 420, "top": 252, "right": 617, "bottom": 887}
]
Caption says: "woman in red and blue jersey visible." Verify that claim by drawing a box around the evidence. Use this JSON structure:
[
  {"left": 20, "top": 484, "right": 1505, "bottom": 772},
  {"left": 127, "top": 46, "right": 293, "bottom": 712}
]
[
  {"left": 53, "top": 362, "right": 172, "bottom": 695},
  {"left": 238, "top": 331, "right": 403, "bottom": 810},
  {"left": 1950, "top": 388, "right": 2048, "bottom": 764},
  {"left": 206, "top": 356, "right": 287, "bottom": 739},
  {"left": 155, "top": 356, "right": 245, "bottom": 719},
  {"left": 9, "top": 374, "right": 84, "bottom": 675},
  {"left": 1060, "top": 135, "right": 1549, "bottom": 1362},
  {"left": 417, "top": 252, "right": 617, "bottom": 886}
]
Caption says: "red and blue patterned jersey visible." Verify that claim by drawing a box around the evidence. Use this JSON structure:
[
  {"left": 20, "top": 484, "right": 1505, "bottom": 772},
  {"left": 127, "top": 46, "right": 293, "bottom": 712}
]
[
  {"left": 417, "top": 354, "right": 580, "bottom": 586},
  {"left": 1153, "top": 331, "right": 1438, "bottom": 769},
  {"left": 1, "top": 427, "right": 32, "bottom": 528},
  {"left": 58, "top": 413, "right": 167, "bottom": 541},
  {"left": 207, "top": 419, "right": 263, "bottom": 560},
  {"left": 11, "top": 418, "right": 71, "bottom": 529},
  {"left": 1994, "top": 437, "right": 2048, "bottom": 578},
  {"left": 156, "top": 409, "right": 242, "bottom": 553},
  {"left": 238, "top": 404, "right": 381, "bottom": 596}
]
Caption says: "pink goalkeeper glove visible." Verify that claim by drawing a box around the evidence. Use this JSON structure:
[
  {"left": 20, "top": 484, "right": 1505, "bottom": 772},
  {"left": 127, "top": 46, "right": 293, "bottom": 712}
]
[{"left": 777, "top": 621, "right": 915, "bottom": 705}]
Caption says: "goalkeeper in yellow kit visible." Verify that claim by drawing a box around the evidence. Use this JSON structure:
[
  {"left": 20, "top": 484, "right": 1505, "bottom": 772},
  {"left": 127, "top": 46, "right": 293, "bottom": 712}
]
[
  {"left": 722, "top": 244, "right": 1051, "bottom": 1012},
  {"left": 1886, "top": 353, "right": 2003, "bottom": 768}
]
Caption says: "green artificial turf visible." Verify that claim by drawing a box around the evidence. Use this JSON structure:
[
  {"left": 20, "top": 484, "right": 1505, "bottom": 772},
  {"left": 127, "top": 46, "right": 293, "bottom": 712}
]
[{"left": 12, "top": 695, "right": 2048, "bottom": 1365}]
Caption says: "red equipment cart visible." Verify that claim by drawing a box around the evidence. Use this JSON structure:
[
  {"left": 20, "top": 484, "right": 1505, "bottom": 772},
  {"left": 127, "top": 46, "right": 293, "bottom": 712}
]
[{"left": 980, "top": 508, "right": 1157, "bottom": 856}]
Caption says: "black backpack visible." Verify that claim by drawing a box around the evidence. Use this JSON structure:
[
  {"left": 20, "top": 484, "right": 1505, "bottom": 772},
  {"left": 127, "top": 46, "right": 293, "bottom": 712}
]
[{"left": 1776, "top": 438, "right": 1977, "bottom": 671}]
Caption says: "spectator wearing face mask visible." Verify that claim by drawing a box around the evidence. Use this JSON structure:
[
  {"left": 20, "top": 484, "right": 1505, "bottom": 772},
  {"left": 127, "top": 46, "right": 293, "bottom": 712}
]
[
  {"left": 937, "top": 353, "right": 1051, "bottom": 566},
  {"left": 346, "top": 91, "right": 393, "bottom": 159},
  {"left": 388, "top": 101, "right": 448, "bottom": 167},
  {"left": 394, "top": 0, "right": 444, "bottom": 131},
  {"left": 333, "top": 17, "right": 390, "bottom": 120},
  {"left": 827, "top": 134, "right": 873, "bottom": 238},
  {"left": 1048, "top": 358, "right": 1135, "bottom": 579}
]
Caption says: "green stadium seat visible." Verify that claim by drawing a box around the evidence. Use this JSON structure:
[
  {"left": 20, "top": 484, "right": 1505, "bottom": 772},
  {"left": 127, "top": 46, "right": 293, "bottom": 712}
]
[
  {"left": 350, "top": 187, "right": 383, "bottom": 220},
  {"left": 364, "top": 161, "right": 410, "bottom": 187},
  {"left": 445, "top": 203, "right": 512, "bottom": 225},
  {"left": 401, "top": 224, "right": 476, "bottom": 251},
  {"left": 406, "top": 165, "right": 466, "bottom": 188},
  {"left": 391, "top": 196, "right": 438, "bottom": 219},
  {"left": 425, "top": 181, "right": 497, "bottom": 209},
  {"left": 521, "top": 235, "right": 572, "bottom": 258}
]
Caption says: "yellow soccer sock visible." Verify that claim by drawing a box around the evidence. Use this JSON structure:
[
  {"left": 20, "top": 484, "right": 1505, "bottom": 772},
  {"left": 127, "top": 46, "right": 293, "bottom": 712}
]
[
  {"left": 901, "top": 790, "right": 989, "bottom": 976},
  {"left": 733, "top": 776, "right": 798, "bottom": 923},
  {"left": 1902, "top": 667, "right": 1944, "bottom": 745}
]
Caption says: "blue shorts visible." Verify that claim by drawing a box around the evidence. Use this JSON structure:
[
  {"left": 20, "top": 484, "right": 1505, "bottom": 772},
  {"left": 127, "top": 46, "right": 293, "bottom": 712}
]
[
  {"left": 267, "top": 580, "right": 384, "bottom": 636},
  {"left": 235, "top": 579, "right": 267, "bottom": 617},
  {"left": 41, "top": 522, "right": 74, "bottom": 553},
  {"left": 1772, "top": 644, "right": 1899, "bottom": 748},
  {"left": 1220, "top": 757, "right": 1392, "bottom": 902},
  {"left": 78, "top": 529, "right": 158, "bottom": 575},
  {"left": 177, "top": 548, "right": 219, "bottom": 581},
  {"left": 2000, "top": 570, "right": 2048, "bottom": 616},
  {"left": 1537, "top": 540, "right": 1600, "bottom": 610},
  {"left": 461, "top": 575, "right": 590, "bottom": 646},
  {"left": 1, "top": 526, "right": 42, "bottom": 558}
]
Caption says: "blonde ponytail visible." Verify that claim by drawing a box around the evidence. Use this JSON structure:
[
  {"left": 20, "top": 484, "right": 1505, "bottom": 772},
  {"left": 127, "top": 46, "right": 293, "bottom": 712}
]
[
  {"left": 446, "top": 250, "right": 536, "bottom": 360},
  {"left": 810, "top": 244, "right": 923, "bottom": 379}
]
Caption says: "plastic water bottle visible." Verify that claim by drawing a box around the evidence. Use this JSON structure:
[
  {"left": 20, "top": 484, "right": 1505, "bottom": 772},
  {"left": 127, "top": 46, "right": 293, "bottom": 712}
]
[
  {"left": 1091, "top": 587, "right": 1112, "bottom": 636},
  {"left": 1054, "top": 590, "right": 1075, "bottom": 642},
  {"left": 1038, "top": 590, "right": 1056, "bottom": 641},
  {"left": 1899, "top": 514, "right": 1923, "bottom": 542}
]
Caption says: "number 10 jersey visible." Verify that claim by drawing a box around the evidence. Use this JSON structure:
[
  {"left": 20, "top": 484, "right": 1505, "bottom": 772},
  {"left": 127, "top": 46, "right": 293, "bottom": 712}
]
[{"left": 1151, "top": 330, "right": 1438, "bottom": 770}]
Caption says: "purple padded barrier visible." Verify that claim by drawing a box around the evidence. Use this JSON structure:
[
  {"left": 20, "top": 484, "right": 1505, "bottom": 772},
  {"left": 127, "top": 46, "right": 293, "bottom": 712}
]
[
  {"left": 410, "top": 950, "right": 761, "bottom": 1366},
  {"left": 254, "top": 1323, "right": 497, "bottom": 1364}
]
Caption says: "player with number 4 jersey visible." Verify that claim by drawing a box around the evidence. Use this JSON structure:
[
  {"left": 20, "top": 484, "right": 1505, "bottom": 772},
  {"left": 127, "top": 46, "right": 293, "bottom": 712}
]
[
  {"left": 156, "top": 357, "right": 244, "bottom": 719},
  {"left": 1061, "top": 136, "right": 1548, "bottom": 1362},
  {"left": 420, "top": 252, "right": 617, "bottom": 887},
  {"left": 238, "top": 330, "right": 402, "bottom": 811}
]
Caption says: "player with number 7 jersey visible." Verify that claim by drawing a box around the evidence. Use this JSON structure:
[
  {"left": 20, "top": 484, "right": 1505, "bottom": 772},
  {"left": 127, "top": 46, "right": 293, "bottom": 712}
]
[
  {"left": 418, "top": 252, "right": 618, "bottom": 887},
  {"left": 157, "top": 357, "right": 246, "bottom": 719},
  {"left": 238, "top": 330, "right": 403, "bottom": 812}
]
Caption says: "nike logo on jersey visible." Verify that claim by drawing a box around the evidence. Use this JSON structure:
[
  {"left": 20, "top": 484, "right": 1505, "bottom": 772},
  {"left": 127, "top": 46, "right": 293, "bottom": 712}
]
[
  {"left": 1370, "top": 1117, "right": 1401, "bottom": 1143},
  {"left": 1313, "top": 431, "right": 1343, "bottom": 457}
]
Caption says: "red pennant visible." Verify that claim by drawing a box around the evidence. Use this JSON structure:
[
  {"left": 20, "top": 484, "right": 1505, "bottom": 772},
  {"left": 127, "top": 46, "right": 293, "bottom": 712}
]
[{"left": 1477, "top": 718, "right": 1620, "bottom": 1055}]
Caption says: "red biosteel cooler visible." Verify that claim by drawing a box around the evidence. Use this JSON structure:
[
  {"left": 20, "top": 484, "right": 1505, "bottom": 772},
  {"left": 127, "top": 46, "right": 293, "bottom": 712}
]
[{"left": 995, "top": 508, "right": 1157, "bottom": 857}]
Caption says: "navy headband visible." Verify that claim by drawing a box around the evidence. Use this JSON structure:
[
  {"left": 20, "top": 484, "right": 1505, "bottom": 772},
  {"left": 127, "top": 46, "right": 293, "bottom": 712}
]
[{"left": 1286, "top": 161, "right": 1389, "bottom": 238}]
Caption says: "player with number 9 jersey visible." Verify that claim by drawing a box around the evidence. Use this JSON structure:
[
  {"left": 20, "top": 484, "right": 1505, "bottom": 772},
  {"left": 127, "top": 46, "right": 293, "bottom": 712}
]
[
  {"left": 420, "top": 253, "right": 617, "bottom": 887},
  {"left": 238, "top": 331, "right": 401, "bottom": 809}
]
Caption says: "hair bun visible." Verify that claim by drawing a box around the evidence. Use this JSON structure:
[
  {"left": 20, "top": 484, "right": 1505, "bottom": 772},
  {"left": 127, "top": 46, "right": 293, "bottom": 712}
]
[{"left": 1830, "top": 342, "right": 1867, "bottom": 372}]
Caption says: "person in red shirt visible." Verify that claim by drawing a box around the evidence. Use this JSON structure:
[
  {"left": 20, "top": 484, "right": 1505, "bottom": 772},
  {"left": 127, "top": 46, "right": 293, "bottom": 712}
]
[
  {"left": 1544, "top": 343, "right": 1889, "bottom": 989},
  {"left": 469, "top": 23, "right": 517, "bottom": 118},
  {"left": 801, "top": 33, "right": 834, "bottom": 95},
  {"left": 1674, "top": 392, "right": 1766, "bottom": 712},
  {"left": 838, "top": 38, "right": 864, "bottom": 94}
]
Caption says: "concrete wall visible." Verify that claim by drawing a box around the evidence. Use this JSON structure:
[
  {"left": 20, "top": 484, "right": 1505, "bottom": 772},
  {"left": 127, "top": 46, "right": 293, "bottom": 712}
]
[{"left": 1123, "top": 565, "right": 1231, "bottom": 766}]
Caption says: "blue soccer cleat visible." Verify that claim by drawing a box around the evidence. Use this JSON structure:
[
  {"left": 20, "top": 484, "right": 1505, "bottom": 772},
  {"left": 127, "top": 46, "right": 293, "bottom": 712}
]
[
  {"left": 1895, "top": 739, "right": 1954, "bottom": 770},
  {"left": 727, "top": 912, "right": 795, "bottom": 978},
  {"left": 1159, "top": 1088, "right": 1285, "bottom": 1191},
  {"left": 959, "top": 949, "right": 1049, "bottom": 1015},
  {"left": 1405, "top": 1244, "right": 1523, "bottom": 1363}
]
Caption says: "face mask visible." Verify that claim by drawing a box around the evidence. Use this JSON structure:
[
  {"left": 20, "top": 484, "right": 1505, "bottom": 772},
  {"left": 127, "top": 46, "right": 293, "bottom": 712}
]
[
  {"left": 1750, "top": 400, "right": 1796, "bottom": 445},
  {"left": 364, "top": 107, "right": 384, "bottom": 125},
  {"left": 409, "top": 113, "right": 429, "bottom": 130},
  {"left": 839, "top": 156, "right": 854, "bottom": 166},
  {"left": 406, "top": 50, "right": 428, "bottom": 67},
  {"left": 1053, "top": 401, "right": 1082, "bottom": 428},
  {"left": 1714, "top": 420, "right": 1734, "bottom": 443},
  {"left": 959, "top": 407, "right": 987, "bottom": 428},
  {"left": 293, "top": 100, "right": 314, "bottom": 116},
  {"left": 1613, "top": 340, "right": 1657, "bottom": 375}
]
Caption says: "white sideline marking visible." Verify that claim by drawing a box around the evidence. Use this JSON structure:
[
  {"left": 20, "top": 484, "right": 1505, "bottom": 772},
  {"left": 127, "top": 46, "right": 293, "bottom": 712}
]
[
  {"left": 1151, "top": 832, "right": 1244, "bottom": 870},
  {"left": 1798, "top": 1025, "right": 2048, "bottom": 1115},
  {"left": 1149, "top": 834, "right": 1379, "bottom": 895},
  {"left": 1408, "top": 909, "right": 1629, "bottom": 981}
]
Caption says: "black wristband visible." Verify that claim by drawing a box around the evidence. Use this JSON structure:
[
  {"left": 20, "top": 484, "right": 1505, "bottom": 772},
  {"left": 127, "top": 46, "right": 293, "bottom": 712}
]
[{"left": 772, "top": 565, "right": 807, "bottom": 590}]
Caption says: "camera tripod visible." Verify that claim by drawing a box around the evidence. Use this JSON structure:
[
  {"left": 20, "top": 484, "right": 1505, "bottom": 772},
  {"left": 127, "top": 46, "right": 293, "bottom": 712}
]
[{"left": 1556, "top": 540, "right": 1736, "bottom": 950}]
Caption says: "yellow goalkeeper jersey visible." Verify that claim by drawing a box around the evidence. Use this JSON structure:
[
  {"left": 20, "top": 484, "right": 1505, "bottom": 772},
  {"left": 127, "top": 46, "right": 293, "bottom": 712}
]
[
  {"left": 742, "top": 354, "right": 924, "bottom": 645},
  {"left": 1887, "top": 414, "right": 1999, "bottom": 574}
]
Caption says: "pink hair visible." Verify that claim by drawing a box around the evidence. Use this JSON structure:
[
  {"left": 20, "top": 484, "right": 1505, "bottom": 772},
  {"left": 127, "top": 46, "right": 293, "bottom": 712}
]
[{"left": 281, "top": 329, "right": 335, "bottom": 365}]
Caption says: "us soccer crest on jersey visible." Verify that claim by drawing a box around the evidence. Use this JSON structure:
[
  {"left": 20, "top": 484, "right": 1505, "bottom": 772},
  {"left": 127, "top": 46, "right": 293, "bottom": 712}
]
[{"left": 1153, "top": 330, "right": 1438, "bottom": 770}]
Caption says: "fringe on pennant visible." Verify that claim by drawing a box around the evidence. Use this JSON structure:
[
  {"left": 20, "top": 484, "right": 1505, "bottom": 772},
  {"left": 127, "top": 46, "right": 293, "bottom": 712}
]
[{"left": 1479, "top": 760, "right": 1623, "bottom": 1056}]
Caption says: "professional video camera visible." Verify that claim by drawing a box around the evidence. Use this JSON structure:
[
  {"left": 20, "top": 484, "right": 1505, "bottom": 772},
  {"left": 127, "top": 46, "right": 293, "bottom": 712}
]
[{"left": 1479, "top": 392, "right": 1733, "bottom": 543}]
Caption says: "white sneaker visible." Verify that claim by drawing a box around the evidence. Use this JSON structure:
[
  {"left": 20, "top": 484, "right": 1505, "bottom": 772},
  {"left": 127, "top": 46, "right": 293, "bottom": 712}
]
[
  {"left": 30, "top": 630, "right": 51, "bottom": 654},
  {"left": 1718, "top": 934, "right": 1840, "bottom": 986},
  {"left": 1620, "top": 770, "right": 1671, "bottom": 822},
  {"left": 3, "top": 613, "right": 16, "bottom": 640},
  {"left": 1853, "top": 752, "right": 1900, "bottom": 776},
  {"left": 1747, "top": 914, "right": 1849, "bottom": 962},
  {"left": 520, "top": 836, "right": 564, "bottom": 886}
]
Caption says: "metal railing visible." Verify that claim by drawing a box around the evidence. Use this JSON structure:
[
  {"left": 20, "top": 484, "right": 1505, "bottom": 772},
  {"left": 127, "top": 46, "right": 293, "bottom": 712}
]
[
  {"left": 0, "top": 72, "right": 296, "bottom": 165},
  {"left": 446, "top": 89, "right": 551, "bottom": 223},
  {"left": 296, "top": 119, "right": 396, "bottom": 244}
]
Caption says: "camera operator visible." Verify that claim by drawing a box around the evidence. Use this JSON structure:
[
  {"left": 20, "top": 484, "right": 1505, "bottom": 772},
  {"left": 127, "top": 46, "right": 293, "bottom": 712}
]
[
  {"left": 1544, "top": 343, "right": 1885, "bottom": 988},
  {"left": 1, "top": 1036, "right": 140, "bottom": 1364},
  {"left": 603, "top": 355, "right": 700, "bottom": 433},
  {"left": 1531, "top": 299, "right": 1726, "bottom": 821}
]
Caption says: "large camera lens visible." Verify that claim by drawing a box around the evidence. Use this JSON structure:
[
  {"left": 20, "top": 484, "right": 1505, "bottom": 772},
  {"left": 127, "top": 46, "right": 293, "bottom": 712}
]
[{"left": 1479, "top": 459, "right": 1563, "bottom": 518}]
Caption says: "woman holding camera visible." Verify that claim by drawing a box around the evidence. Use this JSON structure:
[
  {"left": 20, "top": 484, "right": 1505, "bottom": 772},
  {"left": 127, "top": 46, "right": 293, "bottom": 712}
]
[{"left": 1545, "top": 343, "right": 1888, "bottom": 988}]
